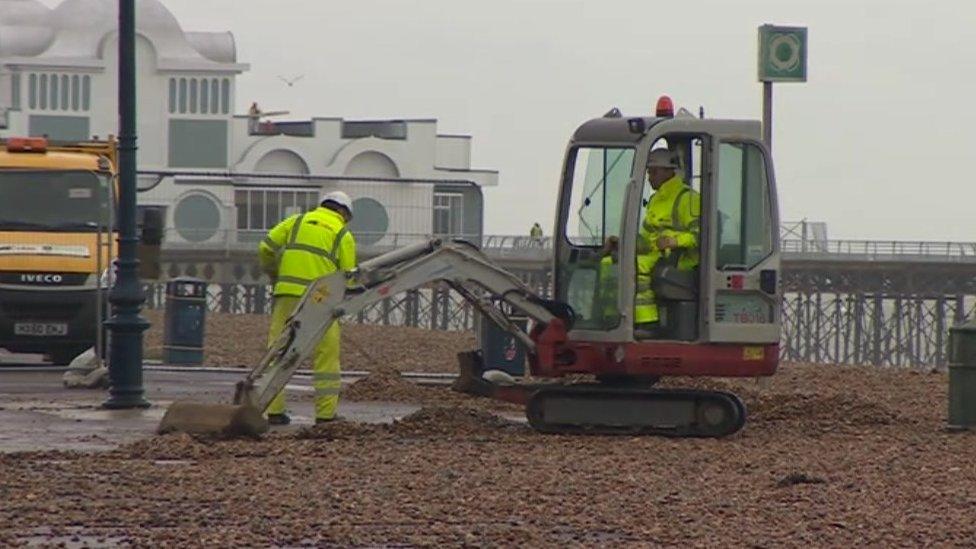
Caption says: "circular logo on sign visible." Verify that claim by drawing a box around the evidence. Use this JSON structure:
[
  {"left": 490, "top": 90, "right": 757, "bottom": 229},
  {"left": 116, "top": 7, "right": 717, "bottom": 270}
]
[{"left": 769, "top": 33, "right": 801, "bottom": 71}]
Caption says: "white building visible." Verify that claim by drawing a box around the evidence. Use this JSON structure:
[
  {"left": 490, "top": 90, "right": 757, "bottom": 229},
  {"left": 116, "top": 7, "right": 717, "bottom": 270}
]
[{"left": 0, "top": 0, "right": 497, "bottom": 252}]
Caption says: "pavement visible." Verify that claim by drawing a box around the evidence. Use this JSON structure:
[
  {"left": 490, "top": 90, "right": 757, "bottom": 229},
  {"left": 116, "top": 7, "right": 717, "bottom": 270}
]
[{"left": 0, "top": 362, "right": 424, "bottom": 454}]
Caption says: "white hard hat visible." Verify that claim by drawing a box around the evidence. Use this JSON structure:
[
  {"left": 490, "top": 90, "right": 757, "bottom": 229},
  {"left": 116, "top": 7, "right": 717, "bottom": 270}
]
[
  {"left": 320, "top": 190, "right": 353, "bottom": 215},
  {"left": 646, "top": 148, "right": 680, "bottom": 169}
]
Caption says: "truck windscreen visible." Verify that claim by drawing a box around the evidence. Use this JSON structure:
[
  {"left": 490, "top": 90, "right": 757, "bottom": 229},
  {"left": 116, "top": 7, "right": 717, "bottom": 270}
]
[{"left": 0, "top": 170, "right": 111, "bottom": 231}]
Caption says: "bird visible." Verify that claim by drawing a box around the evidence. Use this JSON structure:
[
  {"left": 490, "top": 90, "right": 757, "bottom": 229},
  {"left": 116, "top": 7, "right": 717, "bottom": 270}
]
[{"left": 277, "top": 74, "right": 304, "bottom": 87}]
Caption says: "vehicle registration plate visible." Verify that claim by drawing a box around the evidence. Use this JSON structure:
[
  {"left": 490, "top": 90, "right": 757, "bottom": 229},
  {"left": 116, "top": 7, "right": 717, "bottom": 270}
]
[{"left": 14, "top": 322, "right": 68, "bottom": 336}]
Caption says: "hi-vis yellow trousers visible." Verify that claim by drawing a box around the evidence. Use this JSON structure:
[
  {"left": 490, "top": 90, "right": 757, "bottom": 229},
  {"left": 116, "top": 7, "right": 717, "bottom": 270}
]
[{"left": 265, "top": 295, "right": 342, "bottom": 420}]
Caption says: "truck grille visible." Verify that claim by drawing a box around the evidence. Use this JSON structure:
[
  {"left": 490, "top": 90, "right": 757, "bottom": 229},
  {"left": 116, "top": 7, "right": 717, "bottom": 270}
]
[{"left": 0, "top": 294, "right": 96, "bottom": 321}]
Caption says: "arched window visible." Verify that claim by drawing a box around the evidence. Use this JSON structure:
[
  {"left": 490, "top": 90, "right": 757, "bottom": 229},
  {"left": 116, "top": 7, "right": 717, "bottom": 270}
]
[
  {"left": 72, "top": 75, "right": 81, "bottom": 111},
  {"left": 49, "top": 73, "right": 58, "bottom": 110},
  {"left": 200, "top": 79, "right": 209, "bottom": 114},
  {"left": 189, "top": 79, "right": 198, "bottom": 114},
  {"left": 28, "top": 74, "right": 37, "bottom": 109},
  {"left": 254, "top": 150, "right": 310, "bottom": 175},
  {"left": 210, "top": 80, "right": 219, "bottom": 113},
  {"left": 60, "top": 75, "right": 69, "bottom": 110},
  {"left": 220, "top": 78, "right": 230, "bottom": 114},
  {"left": 344, "top": 151, "right": 400, "bottom": 178},
  {"left": 178, "top": 78, "right": 187, "bottom": 113},
  {"left": 82, "top": 76, "right": 91, "bottom": 110},
  {"left": 39, "top": 74, "right": 48, "bottom": 110}
]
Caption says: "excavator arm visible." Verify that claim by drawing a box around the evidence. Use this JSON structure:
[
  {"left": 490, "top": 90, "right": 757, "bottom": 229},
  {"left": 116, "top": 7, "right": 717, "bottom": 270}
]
[
  {"left": 232, "top": 238, "right": 560, "bottom": 414},
  {"left": 159, "top": 238, "right": 744, "bottom": 439}
]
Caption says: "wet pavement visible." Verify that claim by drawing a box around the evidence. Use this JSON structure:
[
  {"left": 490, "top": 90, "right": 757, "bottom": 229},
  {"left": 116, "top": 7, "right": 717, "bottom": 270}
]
[{"left": 0, "top": 367, "right": 423, "bottom": 454}]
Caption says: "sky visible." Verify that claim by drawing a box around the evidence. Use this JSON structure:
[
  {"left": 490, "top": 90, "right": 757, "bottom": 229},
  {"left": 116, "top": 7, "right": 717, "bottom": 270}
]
[{"left": 41, "top": 0, "right": 976, "bottom": 240}]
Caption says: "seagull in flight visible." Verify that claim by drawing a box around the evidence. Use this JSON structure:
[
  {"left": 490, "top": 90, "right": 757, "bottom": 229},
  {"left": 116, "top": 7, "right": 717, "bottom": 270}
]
[{"left": 278, "top": 74, "right": 305, "bottom": 87}]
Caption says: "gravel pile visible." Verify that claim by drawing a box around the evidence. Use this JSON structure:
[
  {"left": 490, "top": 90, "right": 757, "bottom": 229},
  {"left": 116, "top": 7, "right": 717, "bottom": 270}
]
[
  {"left": 293, "top": 406, "right": 526, "bottom": 441},
  {"left": 387, "top": 406, "right": 527, "bottom": 438},
  {"left": 750, "top": 391, "right": 904, "bottom": 426},
  {"left": 144, "top": 309, "right": 476, "bottom": 373},
  {"left": 295, "top": 419, "right": 380, "bottom": 441},
  {"left": 342, "top": 367, "right": 523, "bottom": 413},
  {"left": 2, "top": 360, "right": 973, "bottom": 545},
  {"left": 341, "top": 366, "right": 436, "bottom": 402}
]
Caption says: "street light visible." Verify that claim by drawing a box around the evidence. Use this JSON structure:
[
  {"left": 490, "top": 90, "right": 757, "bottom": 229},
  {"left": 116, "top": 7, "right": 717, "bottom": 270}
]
[{"left": 103, "top": 0, "right": 149, "bottom": 409}]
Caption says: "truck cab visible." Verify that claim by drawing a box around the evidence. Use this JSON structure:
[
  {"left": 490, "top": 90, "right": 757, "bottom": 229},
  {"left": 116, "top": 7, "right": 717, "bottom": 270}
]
[{"left": 0, "top": 136, "right": 118, "bottom": 364}]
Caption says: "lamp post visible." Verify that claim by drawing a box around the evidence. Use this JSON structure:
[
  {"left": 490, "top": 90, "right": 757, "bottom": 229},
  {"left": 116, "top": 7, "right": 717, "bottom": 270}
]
[{"left": 103, "top": 0, "right": 149, "bottom": 409}]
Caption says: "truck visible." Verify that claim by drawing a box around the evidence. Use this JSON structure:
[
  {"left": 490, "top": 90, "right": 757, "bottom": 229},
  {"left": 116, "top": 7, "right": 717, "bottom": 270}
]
[{"left": 0, "top": 136, "right": 162, "bottom": 364}]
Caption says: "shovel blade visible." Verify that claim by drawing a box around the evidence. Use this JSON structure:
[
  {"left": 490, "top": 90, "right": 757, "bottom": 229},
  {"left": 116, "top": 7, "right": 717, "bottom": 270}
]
[{"left": 158, "top": 400, "right": 268, "bottom": 438}]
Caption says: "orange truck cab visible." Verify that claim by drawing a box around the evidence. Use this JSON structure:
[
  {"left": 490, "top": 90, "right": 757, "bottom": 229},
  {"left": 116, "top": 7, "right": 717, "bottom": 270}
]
[{"left": 0, "top": 136, "right": 120, "bottom": 364}]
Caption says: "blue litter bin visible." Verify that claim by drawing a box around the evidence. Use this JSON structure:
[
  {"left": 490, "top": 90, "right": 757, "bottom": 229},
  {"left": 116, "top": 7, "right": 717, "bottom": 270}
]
[
  {"left": 476, "top": 313, "right": 528, "bottom": 376},
  {"left": 162, "top": 277, "right": 207, "bottom": 365}
]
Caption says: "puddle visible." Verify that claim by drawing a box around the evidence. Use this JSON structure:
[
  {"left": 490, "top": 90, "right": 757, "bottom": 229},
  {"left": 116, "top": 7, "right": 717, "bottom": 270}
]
[{"left": 4, "top": 400, "right": 168, "bottom": 421}]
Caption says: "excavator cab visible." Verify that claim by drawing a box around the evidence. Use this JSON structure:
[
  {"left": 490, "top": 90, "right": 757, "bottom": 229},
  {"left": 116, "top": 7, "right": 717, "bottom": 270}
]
[{"left": 550, "top": 97, "right": 781, "bottom": 379}]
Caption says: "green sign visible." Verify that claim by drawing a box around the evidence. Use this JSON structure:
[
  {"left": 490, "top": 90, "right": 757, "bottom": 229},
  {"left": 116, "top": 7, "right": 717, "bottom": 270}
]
[{"left": 758, "top": 24, "right": 807, "bottom": 82}]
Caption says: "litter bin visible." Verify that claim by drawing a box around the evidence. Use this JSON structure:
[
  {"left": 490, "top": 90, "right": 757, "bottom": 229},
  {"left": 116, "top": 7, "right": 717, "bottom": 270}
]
[
  {"left": 163, "top": 277, "right": 207, "bottom": 365},
  {"left": 475, "top": 313, "right": 528, "bottom": 376},
  {"left": 948, "top": 321, "right": 976, "bottom": 431}
]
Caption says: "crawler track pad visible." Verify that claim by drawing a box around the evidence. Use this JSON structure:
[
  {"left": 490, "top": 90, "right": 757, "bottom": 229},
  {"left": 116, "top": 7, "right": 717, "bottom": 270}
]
[
  {"left": 526, "top": 387, "right": 746, "bottom": 438},
  {"left": 158, "top": 401, "right": 268, "bottom": 438}
]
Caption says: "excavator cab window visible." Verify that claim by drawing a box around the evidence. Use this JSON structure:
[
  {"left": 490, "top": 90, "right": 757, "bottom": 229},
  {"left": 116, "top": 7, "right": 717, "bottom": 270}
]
[
  {"left": 638, "top": 137, "right": 703, "bottom": 208},
  {"left": 559, "top": 146, "right": 634, "bottom": 331},
  {"left": 716, "top": 142, "right": 773, "bottom": 270}
]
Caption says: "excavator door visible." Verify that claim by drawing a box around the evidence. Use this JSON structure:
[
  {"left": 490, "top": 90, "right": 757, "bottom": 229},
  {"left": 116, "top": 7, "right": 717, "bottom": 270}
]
[
  {"left": 704, "top": 137, "right": 780, "bottom": 344},
  {"left": 553, "top": 143, "right": 635, "bottom": 339}
]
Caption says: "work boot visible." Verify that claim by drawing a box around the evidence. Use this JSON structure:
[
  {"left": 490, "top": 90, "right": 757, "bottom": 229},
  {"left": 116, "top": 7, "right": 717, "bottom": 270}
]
[
  {"left": 267, "top": 413, "right": 291, "bottom": 426},
  {"left": 315, "top": 416, "right": 342, "bottom": 425}
]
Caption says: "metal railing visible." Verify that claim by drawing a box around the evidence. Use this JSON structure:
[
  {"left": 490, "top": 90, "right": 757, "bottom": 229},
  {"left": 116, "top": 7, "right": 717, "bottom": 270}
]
[
  {"left": 143, "top": 280, "right": 974, "bottom": 368},
  {"left": 160, "top": 228, "right": 554, "bottom": 255},
  {"left": 780, "top": 292, "right": 972, "bottom": 367},
  {"left": 781, "top": 239, "right": 976, "bottom": 258},
  {"left": 163, "top": 227, "right": 976, "bottom": 261}
]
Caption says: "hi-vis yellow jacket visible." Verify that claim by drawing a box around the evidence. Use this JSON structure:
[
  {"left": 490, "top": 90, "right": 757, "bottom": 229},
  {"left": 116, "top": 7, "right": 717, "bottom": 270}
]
[
  {"left": 634, "top": 174, "right": 701, "bottom": 324},
  {"left": 638, "top": 174, "right": 701, "bottom": 271},
  {"left": 258, "top": 207, "right": 357, "bottom": 297}
]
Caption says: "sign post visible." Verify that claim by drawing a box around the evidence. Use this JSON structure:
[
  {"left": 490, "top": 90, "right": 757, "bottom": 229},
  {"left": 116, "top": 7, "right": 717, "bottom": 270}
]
[{"left": 758, "top": 24, "right": 808, "bottom": 150}]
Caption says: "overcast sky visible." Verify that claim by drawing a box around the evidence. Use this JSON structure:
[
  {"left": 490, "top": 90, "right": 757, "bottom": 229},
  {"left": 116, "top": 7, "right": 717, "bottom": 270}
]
[{"left": 42, "top": 0, "right": 976, "bottom": 240}]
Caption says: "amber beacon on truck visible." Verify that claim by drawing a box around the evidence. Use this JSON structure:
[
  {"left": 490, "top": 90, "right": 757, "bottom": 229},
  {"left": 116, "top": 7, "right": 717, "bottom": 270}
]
[{"left": 0, "top": 136, "right": 162, "bottom": 364}]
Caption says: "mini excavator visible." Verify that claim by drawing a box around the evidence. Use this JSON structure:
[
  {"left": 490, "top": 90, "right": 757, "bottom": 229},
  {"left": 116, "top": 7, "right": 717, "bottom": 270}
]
[{"left": 159, "top": 97, "right": 782, "bottom": 438}]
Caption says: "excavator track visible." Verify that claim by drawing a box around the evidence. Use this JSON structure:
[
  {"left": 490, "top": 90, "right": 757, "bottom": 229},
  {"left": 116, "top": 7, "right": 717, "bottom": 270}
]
[{"left": 525, "top": 386, "right": 746, "bottom": 438}]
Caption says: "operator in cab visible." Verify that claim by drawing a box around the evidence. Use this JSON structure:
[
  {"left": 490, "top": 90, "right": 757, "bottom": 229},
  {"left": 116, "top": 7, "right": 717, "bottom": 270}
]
[
  {"left": 635, "top": 148, "right": 701, "bottom": 336},
  {"left": 258, "top": 190, "right": 357, "bottom": 425},
  {"left": 598, "top": 236, "right": 620, "bottom": 323}
]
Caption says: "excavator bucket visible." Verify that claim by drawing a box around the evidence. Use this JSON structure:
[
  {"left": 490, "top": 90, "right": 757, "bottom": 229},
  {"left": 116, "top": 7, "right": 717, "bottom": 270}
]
[
  {"left": 157, "top": 400, "right": 268, "bottom": 438},
  {"left": 452, "top": 351, "right": 491, "bottom": 396}
]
